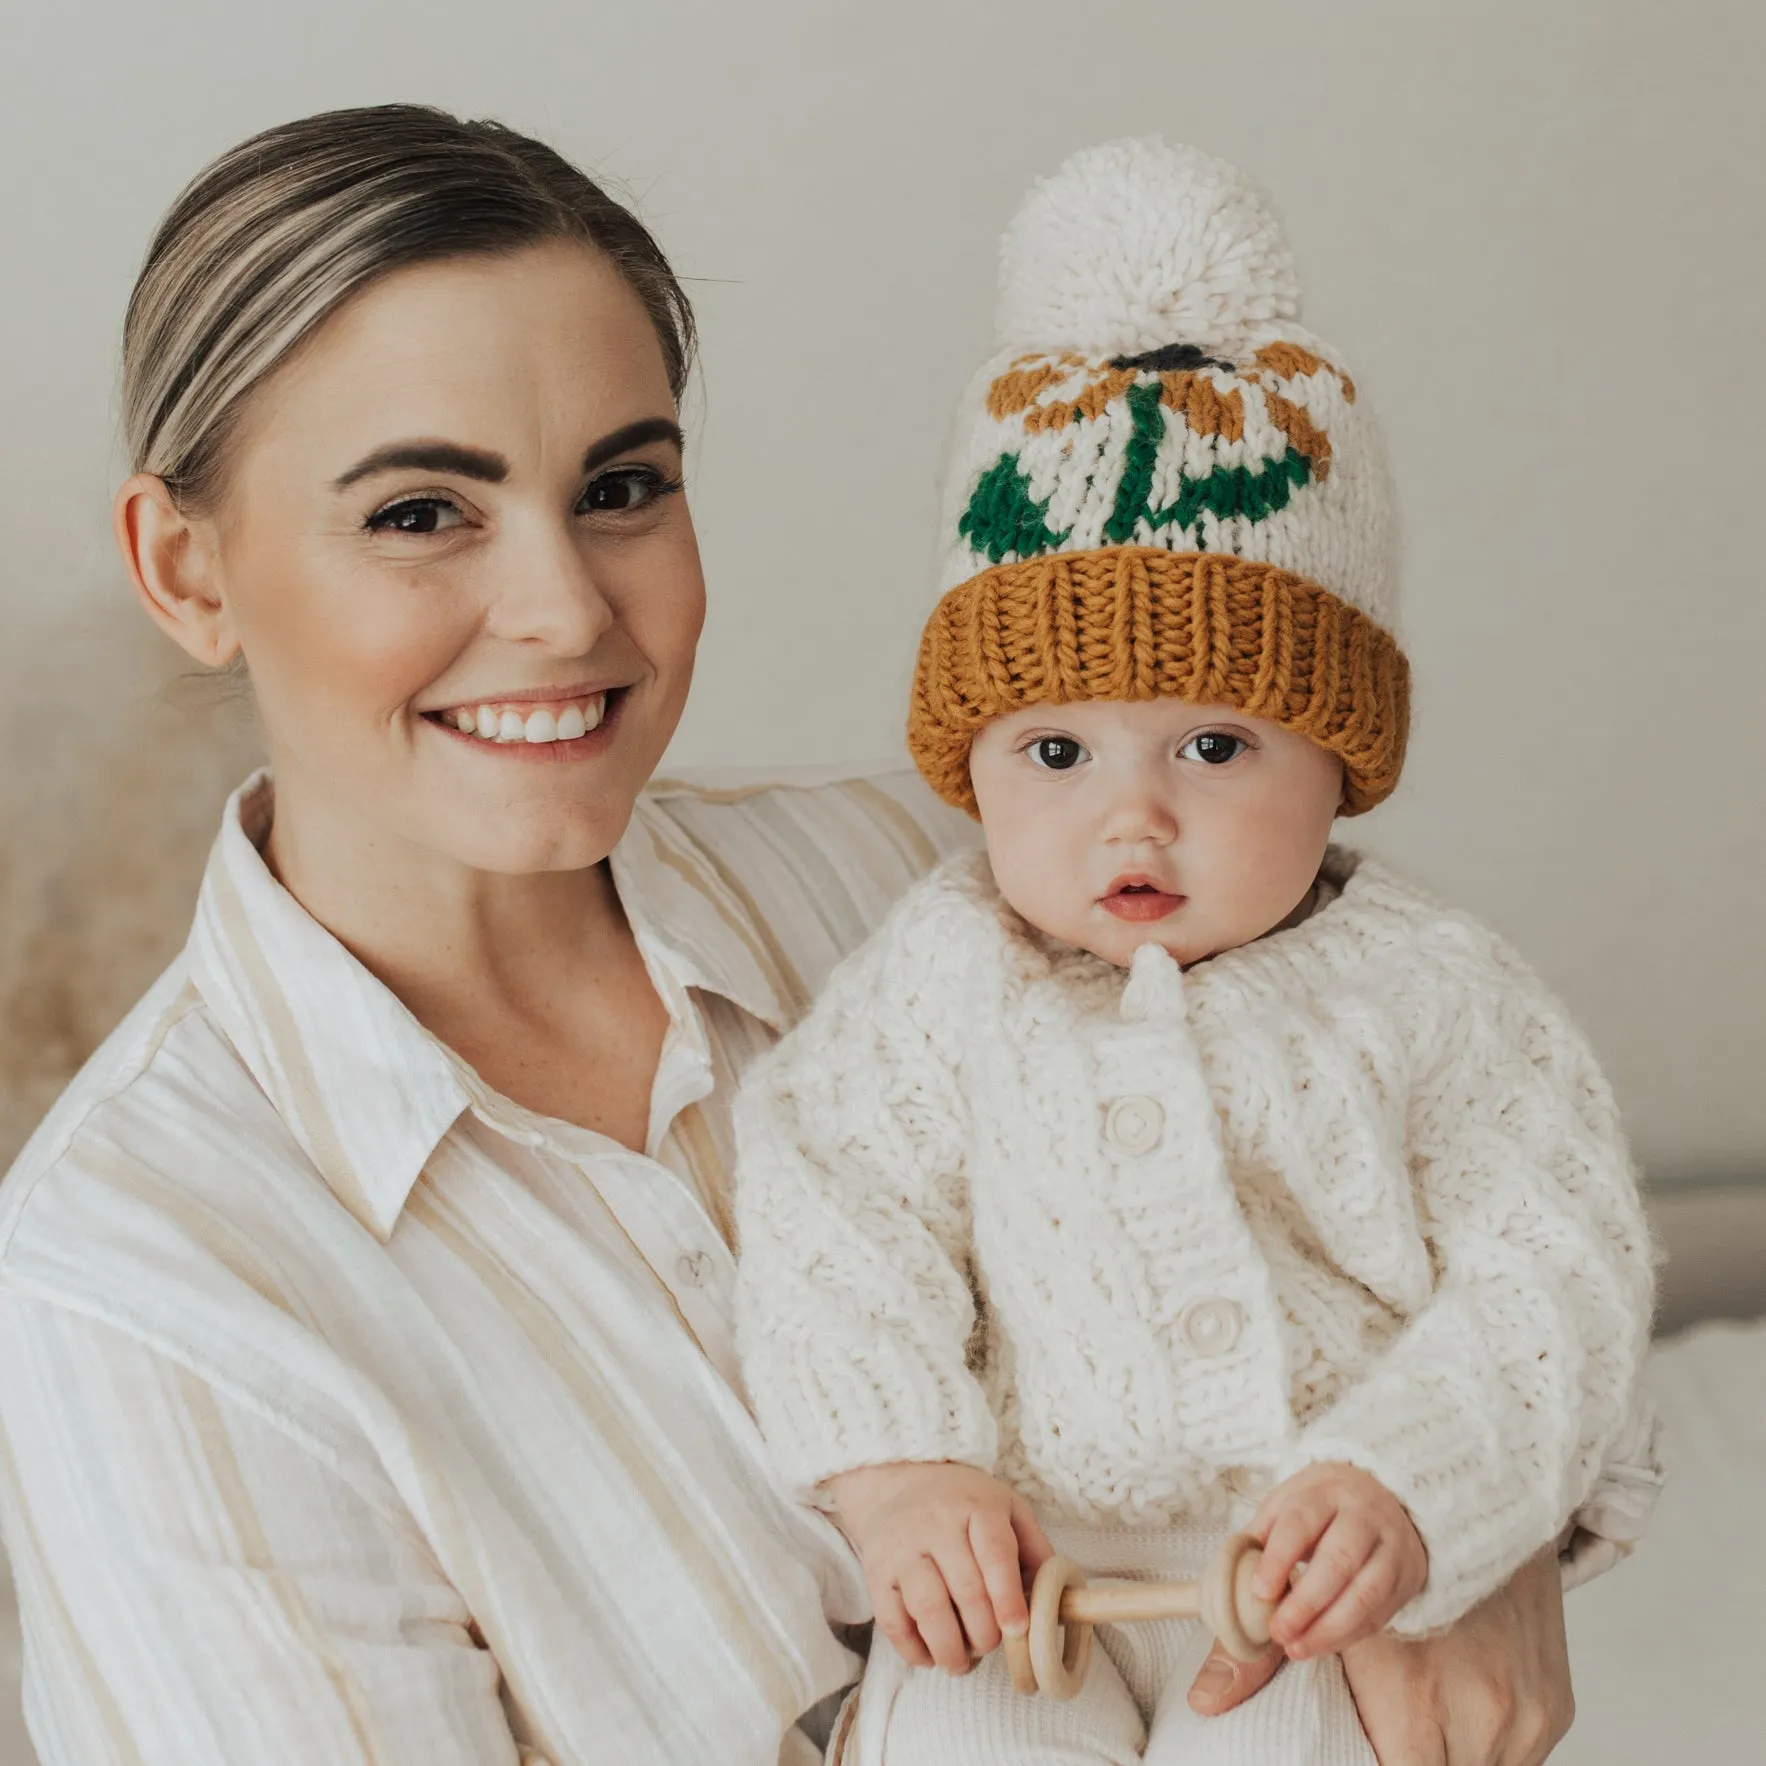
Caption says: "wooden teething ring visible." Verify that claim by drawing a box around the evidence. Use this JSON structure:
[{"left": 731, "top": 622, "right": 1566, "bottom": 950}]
[
  {"left": 1002, "top": 1531, "right": 1276, "bottom": 1701},
  {"left": 1020, "top": 1555, "right": 1093, "bottom": 1699},
  {"left": 1202, "top": 1531, "right": 1271, "bottom": 1664}
]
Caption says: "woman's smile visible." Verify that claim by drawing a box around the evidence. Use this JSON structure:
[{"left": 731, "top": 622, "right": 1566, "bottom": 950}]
[{"left": 423, "top": 683, "right": 627, "bottom": 757}]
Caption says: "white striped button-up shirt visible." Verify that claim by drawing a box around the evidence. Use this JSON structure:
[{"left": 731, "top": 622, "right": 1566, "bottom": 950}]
[{"left": 0, "top": 767, "right": 975, "bottom": 1766}]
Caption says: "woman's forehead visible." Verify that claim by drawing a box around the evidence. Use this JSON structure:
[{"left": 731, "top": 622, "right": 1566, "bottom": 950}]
[{"left": 236, "top": 243, "right": 673, "bottom": 473}]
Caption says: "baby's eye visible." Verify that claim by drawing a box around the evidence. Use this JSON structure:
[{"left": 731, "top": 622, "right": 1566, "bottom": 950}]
[
  {"left": 1027, "top": 736, "right": 1088, "bottom": 771},
  {"left": 1180, "top": 731, "right": 1248, "bottom": 766},
  {"left": 366, "top": 497, "right": 464, "bottom": 535},
  {"left": 579, "top": 465, "right": 678, "bottom": 515}
]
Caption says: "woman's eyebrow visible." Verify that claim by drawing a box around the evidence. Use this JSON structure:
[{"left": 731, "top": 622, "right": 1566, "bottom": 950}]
[
  {"left": 332, "top": 441, "right": 507, "bottom": 489},
  {"left": 581, "top": 417, "right": 683, "bottom": 474},
  {"left": 330, "top": 419, "right": 682, "bottom": 491}
]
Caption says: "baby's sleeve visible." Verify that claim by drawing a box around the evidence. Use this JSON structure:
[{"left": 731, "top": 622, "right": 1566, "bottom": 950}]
[
  {"left": 1560, "top": 1379, "right": 1663, "bottom": 1589},
  {"left": 732, "top": 900, "right": 997, "bottom": 1499},
  {"left": 1276, "top": 924, "right": 1657, "bottom": 1635}
]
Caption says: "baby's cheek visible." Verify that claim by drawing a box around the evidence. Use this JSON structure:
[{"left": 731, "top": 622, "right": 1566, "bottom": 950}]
[
  {"left": 996, "top": 856, "right": 1079, "bottom": 944},
  {"left": 982, "top": 825, "right": 1058, "bottom": 927}
]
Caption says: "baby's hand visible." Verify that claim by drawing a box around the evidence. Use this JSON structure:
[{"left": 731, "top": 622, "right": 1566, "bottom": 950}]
[
  {"left": 1247, "top": 1462, "right": 1428, "bottom": 1659},
  {"left": 821, "top": 1461, "right": 1053, "bottom": 1674}
]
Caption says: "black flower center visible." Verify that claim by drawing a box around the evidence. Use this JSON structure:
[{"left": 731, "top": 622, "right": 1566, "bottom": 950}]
[{"left": 1109, "top": 342, "right": 1236, "bottom": 374}]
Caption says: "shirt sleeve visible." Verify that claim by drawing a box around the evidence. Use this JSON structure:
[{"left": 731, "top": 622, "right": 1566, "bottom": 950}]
[
  {"left": 733, "top": 904, "right": 997, "bottom": 1496},
  {"left": 0, "top": 1293, "right": 522, "bottom": 1766},
  {"left": 1276, "top": 936, "right": 1657, "bottom": 1635}
]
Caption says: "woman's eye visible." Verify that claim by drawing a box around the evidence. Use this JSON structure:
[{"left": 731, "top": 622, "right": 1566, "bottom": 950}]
[
  {"left": 579, "top": 466, "right": 678, "bottom": 515},
  {"left": 366, "top": 497, "right": 463, "bottom": 535},
  {"left": 1181, "top": 731, "right": 1248, "bottom": 766},
  {"left": 1027, "top": 736, "right": 1088, "bottom": 771}
]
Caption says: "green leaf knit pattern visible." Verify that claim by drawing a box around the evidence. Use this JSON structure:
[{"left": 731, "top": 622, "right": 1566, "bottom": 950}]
[
  {"left": 957, "top": 454, "right": 1071, "bottom": 566},
  {"left": 1147, "top": 446, "right": 1312, "bottom": 532},
  {"left": 963, "top": 383, "right": 1318, "bottom": 571},
  {"left": 1104, "top": 380, "right": 1168, "bottom": 544}
]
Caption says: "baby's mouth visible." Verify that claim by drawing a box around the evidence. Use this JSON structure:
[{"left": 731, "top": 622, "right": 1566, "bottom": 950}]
[
  {"left": 424, "top": 689, "right": 613, "bottom": 746},
  {"left": 1099, "top": 878, "right": 1187, "bottom": 923}
]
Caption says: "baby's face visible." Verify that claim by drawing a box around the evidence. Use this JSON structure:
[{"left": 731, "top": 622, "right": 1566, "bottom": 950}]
[{"left": 968, "top": 699, "right": 1345, "bottom": 967}]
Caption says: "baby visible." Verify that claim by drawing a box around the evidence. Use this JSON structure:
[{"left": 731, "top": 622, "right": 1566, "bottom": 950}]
[{"left": 734, "top": 139, "right": 1657, "bottom": 1765}]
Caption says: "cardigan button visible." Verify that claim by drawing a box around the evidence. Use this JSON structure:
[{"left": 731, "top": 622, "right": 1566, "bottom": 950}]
[
  {"left": 1104, "top": 1095, "right": 1165, "bottom": 1155},
  {"left": 1179, "top": 1298, "right": 1243, "bottom": 1356}
]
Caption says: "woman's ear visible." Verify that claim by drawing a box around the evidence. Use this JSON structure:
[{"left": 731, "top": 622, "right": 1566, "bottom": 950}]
[{"left": 113, "top": 473, "right": 240, "bottom": 667}]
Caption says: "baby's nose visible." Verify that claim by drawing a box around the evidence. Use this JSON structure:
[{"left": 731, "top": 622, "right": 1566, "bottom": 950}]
[{"left": 1102, "top": 791, "right": 1179, "bottom": 844}]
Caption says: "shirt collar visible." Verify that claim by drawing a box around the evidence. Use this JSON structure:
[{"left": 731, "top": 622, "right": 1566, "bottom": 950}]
[
  {"left": 186, "top": 773, "right": 790, "bottom": 1241},
  {"left": 608, "top": 792, "right": 794, "bottom": 1034},
  {"left": 187, "top": 773, "right": 472, "bottom": 1241}
]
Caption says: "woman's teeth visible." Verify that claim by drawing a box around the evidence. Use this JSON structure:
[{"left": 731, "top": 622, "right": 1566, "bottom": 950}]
[{"left": 441, "top": 696, "right": 605, "bottom": 744}]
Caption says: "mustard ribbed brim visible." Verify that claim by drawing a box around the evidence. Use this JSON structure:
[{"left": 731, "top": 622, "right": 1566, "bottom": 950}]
[{"left": 908, "top": 548, "right": 1409, "bottom": 817}]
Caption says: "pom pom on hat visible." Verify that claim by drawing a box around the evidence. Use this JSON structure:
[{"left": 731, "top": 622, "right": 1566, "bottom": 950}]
[{"left": 993, "top": 136, "right": 1301, "bottom": 360}]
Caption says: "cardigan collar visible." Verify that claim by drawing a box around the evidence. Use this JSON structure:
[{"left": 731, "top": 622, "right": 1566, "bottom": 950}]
[{"left": 948, "top": 843, "right": 1435, "bottom": 1313}]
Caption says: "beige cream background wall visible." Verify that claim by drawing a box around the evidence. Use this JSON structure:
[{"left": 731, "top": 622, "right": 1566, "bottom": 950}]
[{"left": 0, "top": 0, "right": 1762, "bottom": 1186}]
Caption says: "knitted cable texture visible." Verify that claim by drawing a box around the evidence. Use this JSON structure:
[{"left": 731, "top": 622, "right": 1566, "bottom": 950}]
[{"left": 733, "top": 851, "right": 1656, "bottom": 1637}]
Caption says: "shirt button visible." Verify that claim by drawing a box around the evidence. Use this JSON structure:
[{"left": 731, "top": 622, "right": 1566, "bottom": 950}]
[
  {"left": 676, "top": 1251, "right": 711, "bottom": 1288},
  {"left": 1179, "top": 1298, "right": 1243, "bottom": 1356},
  {"left": 1103, "top": 1095, "right": 1165, "bottom": 1155}
]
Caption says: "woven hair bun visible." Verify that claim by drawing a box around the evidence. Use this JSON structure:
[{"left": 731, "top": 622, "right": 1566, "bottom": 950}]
[{"left": 993, "top": 136, "right": 1301, "bottom": 360}]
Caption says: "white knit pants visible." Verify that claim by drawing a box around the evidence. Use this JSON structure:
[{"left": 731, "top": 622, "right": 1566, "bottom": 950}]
[{"left": 842, "top": 1523, "right": 1378, "bottom": 1766}]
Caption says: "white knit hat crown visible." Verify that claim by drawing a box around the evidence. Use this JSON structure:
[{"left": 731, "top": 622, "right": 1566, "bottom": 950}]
[{"left": 994, "top": 137, "right": 1302, "bottom": 361}]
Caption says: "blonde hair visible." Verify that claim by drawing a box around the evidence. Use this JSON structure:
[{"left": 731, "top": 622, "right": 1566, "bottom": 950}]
[{"left": 122, "top": 104, "right": 696, "bottom": 510}]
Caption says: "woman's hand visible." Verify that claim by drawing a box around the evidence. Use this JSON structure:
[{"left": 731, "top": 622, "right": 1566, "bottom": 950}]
[
  {"left": 1187, "top": 1544, "right": 1573, "bottom": 1766},
  {"left": 821, "top": 1461, "right": 1052, "bottom": 1675},
  {"left": 1340, "top": 1545, "right": 1573, "bottom": 1766}
]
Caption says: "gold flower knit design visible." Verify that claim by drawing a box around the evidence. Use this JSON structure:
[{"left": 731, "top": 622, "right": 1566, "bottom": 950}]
[{"left": 962, "top": 341, "right": 1355, "bottom": 568}]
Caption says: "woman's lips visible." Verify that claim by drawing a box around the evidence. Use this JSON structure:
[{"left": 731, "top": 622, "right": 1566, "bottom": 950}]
[
  {"left": 1099, "top": 885, "right": 1186, "bottom": 922},
  {"left": 424, "top": 687, "right": 627, "bottom": 762}
]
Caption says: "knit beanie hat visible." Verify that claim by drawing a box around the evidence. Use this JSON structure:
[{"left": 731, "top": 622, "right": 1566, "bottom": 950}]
[{"left": 908, "top": 137, "right": 1408, "bottom": 816}]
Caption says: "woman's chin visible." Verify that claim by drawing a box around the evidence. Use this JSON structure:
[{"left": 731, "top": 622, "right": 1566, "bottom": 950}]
[
  {"left": 408, "top": 756, "right": 649, "bottom": 875},
  {"left": 407, "top": 689, "right": 665, "bottom": 873},
  {"left": 425, "top": 802, "right": 637, "bottom": 876}
]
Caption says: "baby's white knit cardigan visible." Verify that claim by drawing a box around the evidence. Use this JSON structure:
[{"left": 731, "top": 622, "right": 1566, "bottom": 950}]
[{"left": 734, "top": 848, "right": 1656, "bottom": 1636}]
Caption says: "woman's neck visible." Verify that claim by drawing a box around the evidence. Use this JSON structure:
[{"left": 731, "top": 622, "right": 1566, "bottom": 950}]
[
  {"left": 258, "top": 764, "right": 670, "bottom": 1147},
  {"left": 263, "top": 770, "right": 626, "bottom": 1016}
]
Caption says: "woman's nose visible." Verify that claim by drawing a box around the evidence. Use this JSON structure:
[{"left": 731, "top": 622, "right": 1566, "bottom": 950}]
[{"left": 482, "top": 520, "right": 616, "bottom": 654}]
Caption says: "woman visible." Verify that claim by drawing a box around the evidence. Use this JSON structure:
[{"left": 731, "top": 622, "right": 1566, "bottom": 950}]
[{"left": 0, "top": 105, "right": 1642, "bottom": 1766}]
